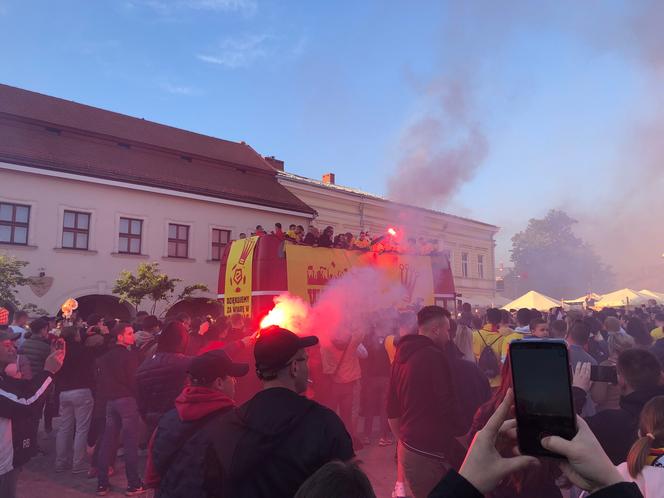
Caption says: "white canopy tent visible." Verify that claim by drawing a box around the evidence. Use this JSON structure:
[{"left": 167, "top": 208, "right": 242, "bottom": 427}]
[
  {"left": 594, "top": 288, "right": 651, "bottom": 308},
  {"left": 638, "top": 289, "right": 664, "bottom": 303},
  {"left": 501, "top": 291, "right": 561, "bottom": 312}
]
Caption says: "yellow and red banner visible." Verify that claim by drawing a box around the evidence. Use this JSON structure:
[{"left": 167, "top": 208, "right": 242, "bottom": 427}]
[
  {"left": 224, "top": 236, "right": 258, "bottom": 317},
  {"left": 284, "top": 244, "right": 434, "bottom": 308}
]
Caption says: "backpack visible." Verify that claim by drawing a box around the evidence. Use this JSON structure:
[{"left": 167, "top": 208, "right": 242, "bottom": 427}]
[{"left": 478, "top": 332, "right": 502, "bottom": 379}]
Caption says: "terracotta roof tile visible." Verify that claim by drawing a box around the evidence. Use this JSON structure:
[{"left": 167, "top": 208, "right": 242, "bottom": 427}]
[{"left": 0, "top": 84, "right": 315, "bottom": 215}]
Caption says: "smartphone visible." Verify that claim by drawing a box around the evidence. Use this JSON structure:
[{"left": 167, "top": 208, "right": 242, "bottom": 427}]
[
  {"left": 590, "top": 364, "right": 618, "bottom": 384},
  {"left": 510, "top": 339, "right": 577, "bottom": 457}
]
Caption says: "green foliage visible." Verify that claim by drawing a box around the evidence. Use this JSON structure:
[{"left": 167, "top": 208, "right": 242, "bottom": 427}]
[
  {"left": 0, "top": 254, "right": 47, "bottom": 314},
  {"left": 113, "top": 262, "right": 209, "bottom": 315},
  {"left": 510, "top": 210, "right": 614, "bottom": 298}
]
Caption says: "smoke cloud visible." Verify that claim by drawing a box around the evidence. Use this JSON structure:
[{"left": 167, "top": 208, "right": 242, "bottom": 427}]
[
  {"left": 387, "top": 78, "right": 488, "bottom": 208},
  {"left": 387, "top": 1, "right": 664, "bottom": 290},
  {"left": 261, "top": 266, "right": 407, "bottom": 345}
]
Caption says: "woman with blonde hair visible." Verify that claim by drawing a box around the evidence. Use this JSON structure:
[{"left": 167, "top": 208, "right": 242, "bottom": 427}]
[
  {"left": 616, "top": 395, "right": 664, "bottom": 496},
  {"left": 453, "top": 321, "right": 475, "bottom": 363}
]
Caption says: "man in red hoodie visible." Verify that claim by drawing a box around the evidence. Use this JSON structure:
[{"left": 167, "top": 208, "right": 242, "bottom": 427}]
[{"left": 148, "top": 348, "right": 249, "bottom": 498}]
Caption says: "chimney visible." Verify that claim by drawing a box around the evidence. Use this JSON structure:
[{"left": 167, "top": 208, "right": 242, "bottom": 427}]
[
  {"left": 322, "top": 173, "right": 335, "bottom": 185},
  {"left": 264, "top": 156, "right": 284, "bottom": 171}
]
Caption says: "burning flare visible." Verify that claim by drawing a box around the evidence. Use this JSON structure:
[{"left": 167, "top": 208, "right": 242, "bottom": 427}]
[{"left": 259, "top": 294, "right": 310, "bottom": 334}]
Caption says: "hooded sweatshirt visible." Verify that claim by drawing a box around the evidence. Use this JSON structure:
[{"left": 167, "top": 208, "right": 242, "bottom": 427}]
[
  {"left": 212, "top": 387, "right": 354, "bottom": 498},
  {"left": 574, "top": 384, "right": 664, "bottom": 465},
  {"left": 387, "top": 335, "right": 464, "bottom": 459},
  {"left": 150, "top": 386, "right": 235, "bottom": 498}
]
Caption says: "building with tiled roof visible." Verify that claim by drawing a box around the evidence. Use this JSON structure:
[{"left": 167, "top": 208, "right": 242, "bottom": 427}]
[{"left": 0, "top": 84, "right": 315, "bottom": 317}]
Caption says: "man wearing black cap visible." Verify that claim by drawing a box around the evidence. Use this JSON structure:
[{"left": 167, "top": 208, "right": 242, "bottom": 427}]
[
  {"left": 211, "top": 325, "right": 354, "bottom": 498},
  {"left": 149, "top": 349, "right": 248, "bottom": 498}
]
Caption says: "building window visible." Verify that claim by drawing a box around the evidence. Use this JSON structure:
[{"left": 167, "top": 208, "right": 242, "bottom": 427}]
[
  {"left": 477, "top": 254, "right": 484, "bottom": 279},
  {"left": 211, "top": 229, "right": 231, "bottom": 261},
  {"left": 461, "top": 252, "right": 469, "bottom": 277},
  {"left": 62, "top": 210, "right": 90, "bottom": 250},
  {"left": 119, "top": 218, "right": 143, "bottom": 254},
  {"left": 0, "top": 202, "right": 30, "bottom": 245},
  {"left": 168, "top": 223, "right": 189, "bottom": 258}
]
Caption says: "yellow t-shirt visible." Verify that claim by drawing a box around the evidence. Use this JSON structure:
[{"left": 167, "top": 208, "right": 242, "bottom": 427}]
[
  {"left": 650, "top": 327, "right": 664, "bottom": 341},
  {"left": 501, "top": 331, "right": 525, "bottom": 361},
  {"left": 472, "top": 327, "right": 504, "bottom": 388}
]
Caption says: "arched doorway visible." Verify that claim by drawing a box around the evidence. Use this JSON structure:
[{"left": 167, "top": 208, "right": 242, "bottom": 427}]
[
  {"left": 69, "top": 294, "right": 133, "bottom": 322},
  {"left": 166, "top": 298, "right": 222, "bottom": 321}
]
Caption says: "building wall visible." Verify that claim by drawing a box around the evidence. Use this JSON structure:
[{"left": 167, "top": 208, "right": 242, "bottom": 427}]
[
  {"left": 0, "top": 165, "right": 311, "bottom": 316},
  {"left": 279, "top": 178, "right": 499, "bottom": 303}
]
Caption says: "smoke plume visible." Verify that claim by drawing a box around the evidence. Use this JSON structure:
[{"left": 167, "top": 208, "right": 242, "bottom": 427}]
[
  {"left": 261, "top": 266, "right": 407, "bottom": 345},
  {"left": 387, "top": 79, "right": 488, "bottom": 208},
  {"left": 387, "top": 1, "right": 664, "bottom": 290}
]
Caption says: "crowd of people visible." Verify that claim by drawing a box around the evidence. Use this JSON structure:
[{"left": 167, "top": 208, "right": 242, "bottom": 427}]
[
  {"left": 238, "top": 222, "right": 443, "bottom": 255},
  {"left": 0, "top": 299, "right": 662, "bottom": 498}
]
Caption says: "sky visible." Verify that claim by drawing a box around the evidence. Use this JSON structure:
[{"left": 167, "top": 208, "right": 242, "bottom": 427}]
[{"left": 2, "top": 0, "right": 663, "bottom": 284}]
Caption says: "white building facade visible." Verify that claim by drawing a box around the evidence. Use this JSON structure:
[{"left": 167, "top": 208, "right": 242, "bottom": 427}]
[
  {"left": 278, "top": 171, "right": 500, "bottom": 306},
  {"left": 0, "top": 84, "right": 314, "bottom": 319}
]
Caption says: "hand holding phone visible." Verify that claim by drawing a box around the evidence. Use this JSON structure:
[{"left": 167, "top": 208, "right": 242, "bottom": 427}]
[
  {"left": 510, "top": 339, "right": 577, "bottom": 457},
  {"left": 590, "top": 365, "right": 618, "bottom": 384},
  {"left": 541, "top": 416, "right": 624, "bottom": 493},
  {"left": 459, "top": 389, "right": 539, "bottom": 494}
]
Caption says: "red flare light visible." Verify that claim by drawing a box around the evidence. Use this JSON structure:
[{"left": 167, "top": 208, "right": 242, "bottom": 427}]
[
  {"left": 387, "top": 228, "right": 397, "bottom": 236},
  {"left": 259, "top": 294, "right": 309, "bottom": 334}
]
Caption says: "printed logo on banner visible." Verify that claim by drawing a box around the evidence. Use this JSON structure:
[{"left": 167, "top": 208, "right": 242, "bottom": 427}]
[{"left": 224, "top": 237, "right": 257, "bottom": 317}]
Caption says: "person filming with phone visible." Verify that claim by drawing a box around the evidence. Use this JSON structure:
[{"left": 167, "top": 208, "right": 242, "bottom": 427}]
[{"left": 572, "top": 349, "right": 664, "bottom": 465}]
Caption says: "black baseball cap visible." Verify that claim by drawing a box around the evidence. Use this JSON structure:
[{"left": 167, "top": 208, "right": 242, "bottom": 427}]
[
  {"left": 254, "top": 326, "right": 319, "bottom": 372},
  {"left": 188, "top": 349, "right": 249, "bottom": 384}
]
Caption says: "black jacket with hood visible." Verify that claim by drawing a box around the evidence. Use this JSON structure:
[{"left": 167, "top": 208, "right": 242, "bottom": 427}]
[
  {"left": 211, "top": 387, "right": 354, "bottom": 498},
  {"left": 574, "top": 384, "right": 664, "bottom": 464},
  {"left": 387, "top": 334, "right": 465, "bottom": 460}
]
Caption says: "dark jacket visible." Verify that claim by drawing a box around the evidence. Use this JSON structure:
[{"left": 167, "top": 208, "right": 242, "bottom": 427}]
[
  {"left": 302, "top": 233, "right": 318, "bottom": 246},
  {"left": 317, "top": 233, "right": 333, "bottom": 248},
  {"left": 445, "top": 343, "right": 491, "bottom": 435},
  {"left": 651, "top": 338, "right": 664, "bottom": 368},
  {"left": 151, "top": 386, "right": 235, "bottom": 498},
  {"left": 96, "top": 345, "right": 140, "bottom": 401},
  {"left": 136, "top": 352, "right": 191, "bottom": 419},
  {"left": 574, "top": 384, "right": 664, "bottom": 464},
  {"left": 0, "top": 371, "right": 54, "bottom": 467},
  {"left": 185, "top": 333, "right": 206, "bottom": 356},
  {"left": 212, "top": 387, "right": 354, "bottom": 498},
  {"left": 18, "top": 335, "right": 51, "bottom": 375},
  {"left": 57, "top": 340, "right": 95, "bottom": 392},
  {"left": 360, "top": 335, "right": 391, "bottom": 378},
  {"left": 428, "top": 469, "right": 643, "bottom": 498},
  {"left": 387, "top": 335, "right": 464, "bottom": 457}
]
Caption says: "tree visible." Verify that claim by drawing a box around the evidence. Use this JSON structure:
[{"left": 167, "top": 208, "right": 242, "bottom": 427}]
[
  {"left": 0, "top": 254, "right": 48, "bottom": 315},
  {"left": 0, "top": 254, "right": 30, "bottom": 310},
  {"left": 112, "top": 262, "right": 209, "bottom": 316},
  {"left": 510, "top": 210, "right": 614, "bottom": 299}
]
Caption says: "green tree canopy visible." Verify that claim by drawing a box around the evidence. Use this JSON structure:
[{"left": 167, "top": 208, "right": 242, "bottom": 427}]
[
  {"left": 0, "top": 254, "right": 47, "bottom": 315},
  {"left": 112, "top": 262, "right": 209, "bottom": 316},
  {"left": 0, "top": 254, "right": 30, "bottom": 309},
  {"left": 510, "top": 210, "right": 614, "bottom": 299}
]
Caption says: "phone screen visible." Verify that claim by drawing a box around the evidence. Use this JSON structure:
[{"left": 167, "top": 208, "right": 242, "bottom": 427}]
[
  {"left": 590, "top": 364, "right": 618, "bottom": 384},
  {"left": 510, "top": 340, "right": 577, "bottom": 457}
]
